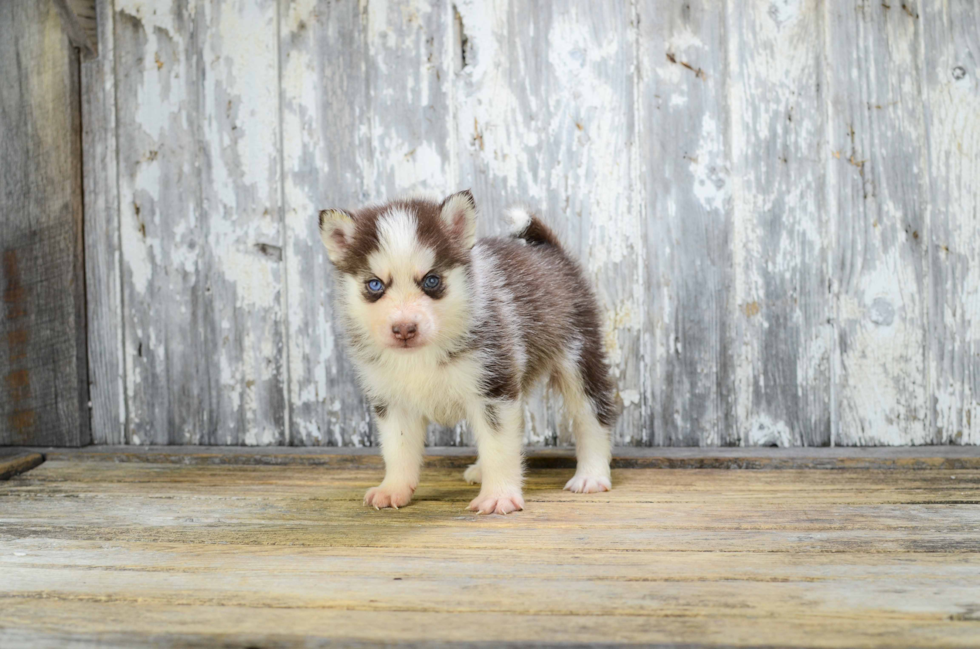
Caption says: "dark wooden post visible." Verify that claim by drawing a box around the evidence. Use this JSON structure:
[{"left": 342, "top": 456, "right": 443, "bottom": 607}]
[{"left": 0, "top": 0, "right": 91, "bottom": 446}]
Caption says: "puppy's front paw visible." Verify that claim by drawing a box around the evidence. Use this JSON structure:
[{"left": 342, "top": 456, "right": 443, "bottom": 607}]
[
  {"left": 564, "top": 473, "right": 612, "bottom": 493},
  {"left": 463, "top": 462, "right": 482, "bottom": 484},
  {"left": 364, "top": 483, "right": 415, "bottom": 510},
  {"left": 468, "top": 488, "right": 524, "bottom": 515}
]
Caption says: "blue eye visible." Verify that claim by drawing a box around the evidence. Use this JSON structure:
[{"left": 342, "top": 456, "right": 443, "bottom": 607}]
[
  {"left": 422, "top": 275, "right": 441, "bottom": 290},
  {"left": 367, "top": 278, "right": 384, "bottom": 293}
]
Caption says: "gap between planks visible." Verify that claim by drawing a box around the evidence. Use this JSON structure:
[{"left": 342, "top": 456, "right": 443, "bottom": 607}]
[{"left": 10, "top": 445, "right": 980, "bottom": 470}]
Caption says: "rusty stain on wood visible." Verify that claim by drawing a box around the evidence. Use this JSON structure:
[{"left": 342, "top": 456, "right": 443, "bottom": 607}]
[
  {"left": 7, "top": 411, "right": 36, "bottom": 438},
  {"left": 665, "top": 51, "right": 707, "bottom": 80},
  {"left": 3, "top": 251, "right": 27, "bottom": 320},
  {"left": 5, "top": 369, "right": 30, "bottom": 402}
]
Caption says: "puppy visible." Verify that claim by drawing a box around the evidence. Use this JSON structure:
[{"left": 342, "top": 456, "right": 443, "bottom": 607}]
[{"left": 318, "top": 190, "right": 618, "bottom": 514}]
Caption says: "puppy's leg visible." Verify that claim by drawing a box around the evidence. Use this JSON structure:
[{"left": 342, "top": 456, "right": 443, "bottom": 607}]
[
  {"left": 463, "top": 459, "right": 481, "bottom": 484},
  {"left": 364, "top": 407, "right": 426, "bottom": 509},
  {"left": 565, "top": 405, "right": 613, "bottom": 493},
  {"left": 467, "top": 401, "right": 524, "bottom": 514},
  {"left": 557, "top": 366, "right": 613, "bottom": 494}
]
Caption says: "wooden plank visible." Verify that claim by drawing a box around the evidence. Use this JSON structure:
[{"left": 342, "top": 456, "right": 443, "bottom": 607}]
[
  {"left": 280, "top": 0, "right": 456, "bottom": 446},
  {"left": 82, "top": 0, "right": 126, "bottom": 445},
  {"left": 5, "top": 552, "right": 980, "bottom": 617},
  {"left": 196, "top": 0, "right": 285, "bottom": 445},
  {"left": 1, "top": 462, "right": 979, "bottom": 646},
  {"left": 3, "top": 541, "right": 977, "bottom": 577},
  {"left": 21, "top": 460, "right": 980, "bottom": 489},
  {"left": 3, "top": 602, "right": 977, "bottom": 648},
  {"left": 921, "top": 0, "right": 980, "bottom": 444},
  {"left": 454, "top": 0, "right": 643, "bottom": 445},
  {"left": 726, "top": 0, "right": 833, "bottom": 446},
  {"left": 279, "top": 0, "right": 371, "bottom": 448},
  {"left": 826, "top": 2, "right": 930, "bottom": 445},
  {"left": 7, "top": 465, "right": 980, "bottom": 511},
  {"left": 114, "top": 0, "right": 285, "bottom": 444},
  {"left": 0, "top": 452, "right": 44, "bottom": 481},
  {"left": 18, "top": 444, "right": 980, "bottom": 471},
  {"left": 637, "top": 0, "right": 734, "bottom": 445},
  {"left": 0, "top": 0, "right": 90, "bottom": 447},
  {"left": 113, "top": 0, "right": 203, "bottom": 444}
]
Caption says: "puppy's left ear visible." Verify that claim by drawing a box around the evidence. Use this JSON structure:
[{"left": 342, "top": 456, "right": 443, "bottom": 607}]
[
  {"left": 318, "top": 209, "right": 356, "bottom": 264},
  {"left": 440, "top": 189, "right": 477, "bottom": 249}
]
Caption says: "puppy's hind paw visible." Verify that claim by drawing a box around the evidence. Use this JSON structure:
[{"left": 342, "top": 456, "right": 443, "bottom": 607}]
[
  {"left": 463, "top": 462, "right": 482, "bottom": 484},
  {"left": 564, "top": 474, "right": 612, "bottom": 494},
  {"left": 364, "top": 483, "right": 415, "bottom": 510}
]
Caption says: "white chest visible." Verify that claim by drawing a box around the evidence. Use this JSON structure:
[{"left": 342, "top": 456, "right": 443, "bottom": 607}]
[{"left": 357, "top": 351, "right": 482, "bottom": 426}]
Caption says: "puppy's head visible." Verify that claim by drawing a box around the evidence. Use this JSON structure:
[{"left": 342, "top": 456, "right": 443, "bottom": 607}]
[{"left": 318, "top": 190, "right": 477, "bottom": 353}]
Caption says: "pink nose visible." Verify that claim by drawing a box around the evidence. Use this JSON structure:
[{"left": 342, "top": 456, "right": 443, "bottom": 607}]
[{"left": 391, "top": 322, "right": 418, "bottom": 341}]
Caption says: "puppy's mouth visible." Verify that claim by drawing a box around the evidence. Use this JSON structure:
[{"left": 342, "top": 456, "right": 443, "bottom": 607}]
[{"left": 390, "top": 339, "right": 426, "bottom": 350}]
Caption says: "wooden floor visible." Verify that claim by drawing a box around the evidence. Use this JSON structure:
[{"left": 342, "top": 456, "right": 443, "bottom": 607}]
[{"left": 2, "top": 450, "right": 980, "bottom": 647}]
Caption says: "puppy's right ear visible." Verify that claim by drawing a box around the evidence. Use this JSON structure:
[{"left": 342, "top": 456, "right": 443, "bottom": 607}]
[{"left": 318, "top": 209, "right": 356, "bottom": 264}]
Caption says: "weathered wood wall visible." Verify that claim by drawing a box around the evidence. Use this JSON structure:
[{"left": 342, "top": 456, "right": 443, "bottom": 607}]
[
  {"left": 0, "top": 0, "right": 90, "bottom": 446},
  {"left": 83, "top": 0, "right": 980, "bottom": 447}
]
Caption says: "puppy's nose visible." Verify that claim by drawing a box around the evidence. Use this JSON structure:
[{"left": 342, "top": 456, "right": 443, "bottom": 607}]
[{"left": 391, "top": 322, "right": 418, "bottom": 340}]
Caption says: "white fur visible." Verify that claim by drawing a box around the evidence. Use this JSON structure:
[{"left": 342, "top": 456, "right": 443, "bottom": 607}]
[
  {"left": 505, "top": 206, "right": 532, "bottom": 233},
  {"left": 552, "top": 349, "right": 612, "bottom": 493},
  {"left": 353, "top": 242, "right": 531, "bottom": 513},
  {"left": 364, "top": 407, "right": 426, "bottom": 509},
  {"left": 467, "top": 400, "right": 525, "bottom": 514},
  {"left": 375, "top": 208, "right": 424, "bottom": 266},
  {"left": 319, "top": 209, "right": 355, "bottom": 263},
  {"left": 440, "top": 192, "right": 478, "bottom": 249}
]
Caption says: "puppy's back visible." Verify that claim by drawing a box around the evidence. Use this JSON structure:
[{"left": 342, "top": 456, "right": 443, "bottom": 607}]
[{"left": 476, "top": 215, "right": 617, "bottom": 427}]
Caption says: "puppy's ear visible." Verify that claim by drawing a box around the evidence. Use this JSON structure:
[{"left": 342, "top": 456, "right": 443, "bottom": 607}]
[
  {"left": 318, "top": 209, "right": 356, "bottom": 264},
  {"left": 439, "top": 189, "right": 477, "bottom": 249}
]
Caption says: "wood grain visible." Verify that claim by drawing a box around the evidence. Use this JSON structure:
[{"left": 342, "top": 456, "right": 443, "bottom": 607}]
[
  {"left": 637, "top": 0, "right": 734, "bottom": 446},
  {"left": 1, "top": 461, "right": 979, "bottom": 646},
  {"left": 0, "top": 0, "right": 90, "bottom": 447},
  {"left": 281, "top": 0, "right": 457, "bottom": 447},
  {"left": 827, "top": 1, "right": 930, "bottom": 445},
  {"left": 727, "top": 0, "right": 833, "bottom": 447},
  {"left": 83, "top": 0, "right": 126, "bottom": 445},
  {"left": 114, "top": 0, "right": 285, "bottom": 445},
  {"left": 25, "top": 444, "right": 980, "bottom": 470},
  {"left": 77, "top": 0, "right": 980, "bottom": 449},
  {"left": 921, "top": 0, "right": 980, "bottom": 445},
  {"left": 454, "top": 0, "right": 642, "bottom": 445}
]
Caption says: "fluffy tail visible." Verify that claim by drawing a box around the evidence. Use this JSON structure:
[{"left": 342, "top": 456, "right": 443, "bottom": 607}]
[{"left": 505, "top": 207, "right": 564, "bottom": 249}]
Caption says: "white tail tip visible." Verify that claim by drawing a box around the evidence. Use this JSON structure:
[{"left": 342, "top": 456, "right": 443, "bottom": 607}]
[{"left": 505, "top": 206, "right": 532, "bottom": 234}]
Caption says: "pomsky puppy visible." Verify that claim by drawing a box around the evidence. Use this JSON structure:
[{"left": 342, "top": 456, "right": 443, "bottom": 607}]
[{"left": 318, "top": 190, "right": 618, "bottom": 515}]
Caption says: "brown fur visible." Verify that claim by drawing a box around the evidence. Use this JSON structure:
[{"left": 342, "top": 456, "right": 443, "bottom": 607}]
[
  {"left": 478, "top": 227, "right": 618, "bottom": 427},
  {"left": 330, "top": 198, "right": 471, "bottom": 277}
]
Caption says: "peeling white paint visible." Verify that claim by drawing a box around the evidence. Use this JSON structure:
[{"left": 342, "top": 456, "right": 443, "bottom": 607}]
[
  {"left": 100, "top": 0, "right": 980, "bottom": 449},
  {"left": 620, "top": 389, "right": 640, "bottom": 408},
  {"left": 745, "top": 413, "right": 795, "bottom": 447},
  {"left": 690, "top": 113, "right": 729, "bottom": 212}
]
